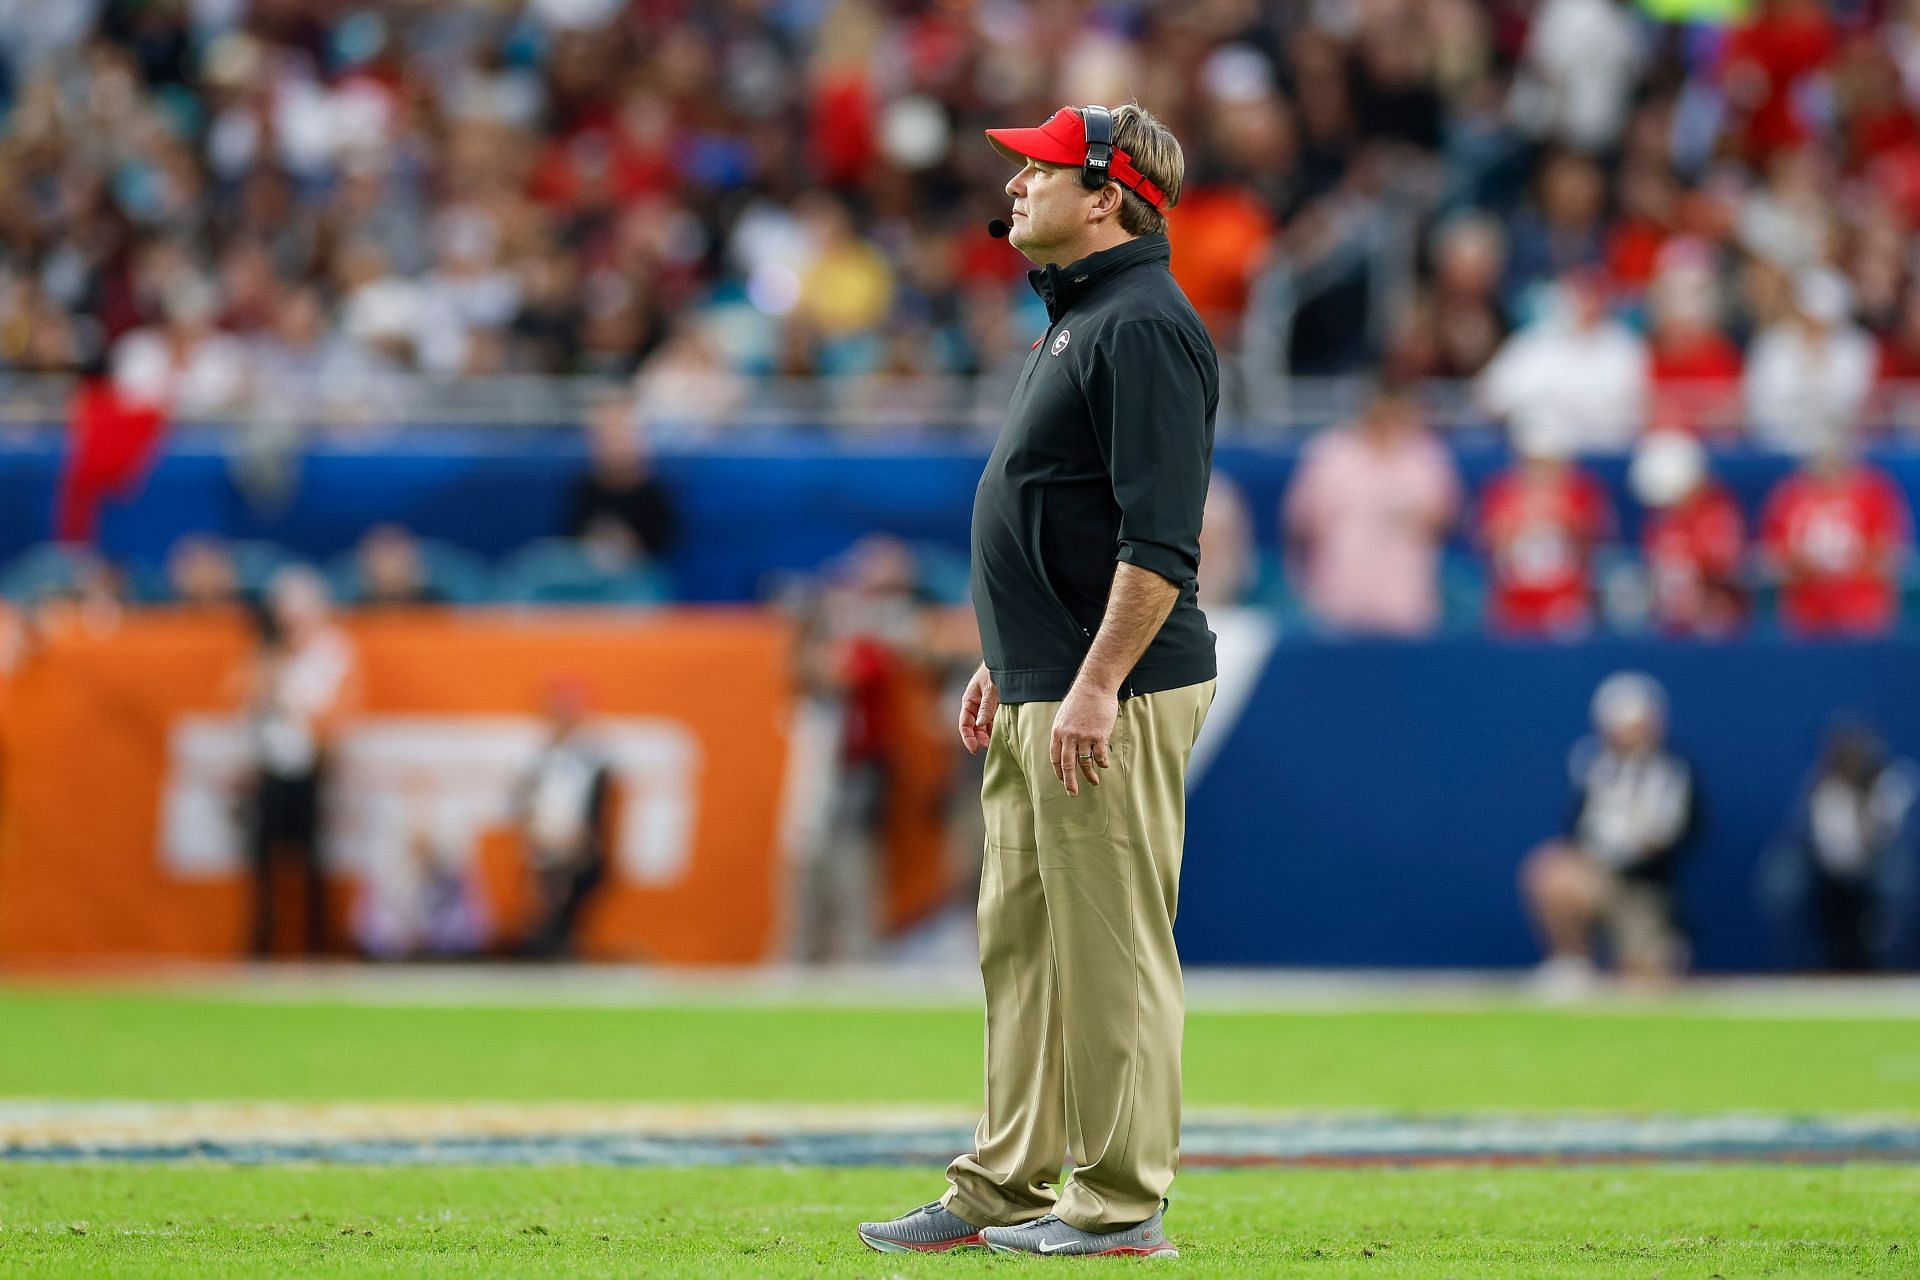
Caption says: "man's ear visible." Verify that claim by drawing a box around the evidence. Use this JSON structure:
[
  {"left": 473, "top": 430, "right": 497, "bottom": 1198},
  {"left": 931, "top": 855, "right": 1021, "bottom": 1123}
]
[{"left": 1086, "top": 182, "right": 1123, "bottom": 225}]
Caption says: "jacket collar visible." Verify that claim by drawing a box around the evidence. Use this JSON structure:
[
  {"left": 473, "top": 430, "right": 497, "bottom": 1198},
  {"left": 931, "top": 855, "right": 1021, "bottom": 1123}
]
[{"left": 1027, "top": 233, "right": 1170, "bottom": 323}]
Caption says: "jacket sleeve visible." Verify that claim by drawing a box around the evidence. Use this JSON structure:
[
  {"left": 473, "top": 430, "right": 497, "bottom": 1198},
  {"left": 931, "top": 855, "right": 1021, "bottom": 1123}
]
[{"left": 1084, "top": 319, "right": 1216, "bottom": 587}]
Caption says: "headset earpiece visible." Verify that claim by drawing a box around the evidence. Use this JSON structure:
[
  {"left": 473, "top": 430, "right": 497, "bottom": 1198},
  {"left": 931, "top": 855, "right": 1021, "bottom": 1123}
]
[{"left": 1080, "top": 104, "right": 1114, "bottom": 193}]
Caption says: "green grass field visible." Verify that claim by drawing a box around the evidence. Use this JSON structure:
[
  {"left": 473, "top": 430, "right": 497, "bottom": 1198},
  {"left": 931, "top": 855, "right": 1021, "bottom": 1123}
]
[
  {"left": 5, "top": 1164, "right": 1918, "bottom": 1278},
  {"left": 7, "top": 988, "right": 1920, "bottom": 1109},
  {"left": 2, "top": 982, "right": 1918, "bottom": 1277}
]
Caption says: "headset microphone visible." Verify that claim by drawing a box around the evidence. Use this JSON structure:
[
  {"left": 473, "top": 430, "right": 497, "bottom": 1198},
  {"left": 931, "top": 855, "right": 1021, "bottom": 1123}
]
[{"left": 987, "top": 218, "right": 1011, "bottom": 238}]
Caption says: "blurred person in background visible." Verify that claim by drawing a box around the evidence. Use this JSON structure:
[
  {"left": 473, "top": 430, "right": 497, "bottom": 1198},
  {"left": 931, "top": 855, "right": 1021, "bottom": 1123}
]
[
  {"left": 110, "top": 276, "right": 250, "bottom": 419},
  {"left": 238, "top": 566, "right": 361, "bottom": 958},
  {"left": 569, "top": 395, "right": 677, "bottom": 572},
  {"left": 1719, "top": 0, "right": 1840, "bottom": 167},
  {"left": 353, "top": 523, "right": 443, "bottom": 608},
  {"left": 1283, "top": 377, "right": 1461, "bottom": 636},
  {"left": 793, "top": 194, "right": 895, "bottom": 375},
  {"left": 1604, "top": 156, "right": 1681, "bottom": 294},
  {"left": 247, "top": 284, "right": 391, "bottom": 429},
  {"left": 1645, "top": 255, "right": 1744, "bottom": 436},
  {"left": 1875, "top": 284, "right": 1920, "bottom": 389},
  {"left": 1507, "top": 0, "right": 1645, "bottom": 154},
  {"left": 1480, "top": 268, "right": 1648, "bottom": 453},
  {"left": 511, "top": 676, "right": 614, "bottom": 960},
  {"left": 165, "top": 534, "right": 242, "bottom": 607},
  {"left": 1630, "top": 431, "right": 1748, "bottom": 637},
  {"left": 1758, "top": 427, "right": 1913, "bottom": 637},
  {"left": 1745, "top": 269, "right": 1877, "bottom": 454},
  {"left": 633, "top": 324, "right": 749, "bottom": 434},
  {"left": 1423, "top": 213, "right": 1511, "bottom": 379},
  {"left": 1197, "top": 474, "right": 1255, "bottom": 614},
  {"left": 1501, "top": 153, "right": 1612, "bottom": 308},
  {"left": 412, "top": 206, "right": 520, "bottom": 377},
  {"left": 1737, "top": 146, "right": 1837, "bottom": 276},
  {"left": 1520, "top": 672, "right": 1697, "bottom": 997},
  {"left": 1476, "top": 414, "right": 1616, "bottom": 637},
  {"left": 1760, "top": 718, "right": 1919, "bottom": 972},
  {"left": 786, "top": 535, "right": 928, "bottom": 965}
]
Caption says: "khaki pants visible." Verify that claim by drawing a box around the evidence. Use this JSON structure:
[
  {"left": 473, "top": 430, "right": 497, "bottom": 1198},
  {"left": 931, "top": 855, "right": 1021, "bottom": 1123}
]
[{"left": 944, "top": 678, "right": 1216, "bottom": 1232}]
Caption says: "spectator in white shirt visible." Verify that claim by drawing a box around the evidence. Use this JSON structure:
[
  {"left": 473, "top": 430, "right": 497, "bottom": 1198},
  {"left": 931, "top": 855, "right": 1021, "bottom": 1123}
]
[
  {"left": 111, "top": 276, "right": 250, "bottom": 417},
  {"left": 1509, "top": 0, "right": 1644, "bottom": 152},
  {"left": 1480, "top": 270, "right": 1649, "bottom": 453},
  {"left": 1744, "top": 268, "right": 1877, "bottom": 455}
]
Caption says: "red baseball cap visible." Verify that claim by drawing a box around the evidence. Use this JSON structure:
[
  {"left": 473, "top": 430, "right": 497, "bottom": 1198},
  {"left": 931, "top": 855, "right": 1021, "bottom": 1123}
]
[{"left": 985, "top": 108, "right": 1171, "bottom": 213}]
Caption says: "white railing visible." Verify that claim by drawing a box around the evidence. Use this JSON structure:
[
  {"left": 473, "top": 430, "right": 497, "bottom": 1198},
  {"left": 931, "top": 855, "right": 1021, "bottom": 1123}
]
[{"left": 6, "top": 371, "right": 1920, "bottom": 441}]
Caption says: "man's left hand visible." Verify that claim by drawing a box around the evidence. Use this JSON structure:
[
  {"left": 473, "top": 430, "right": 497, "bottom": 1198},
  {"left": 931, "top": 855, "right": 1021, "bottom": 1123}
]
[{"left": 1050, "top": 682, "right": 1117, "bottom": 796}]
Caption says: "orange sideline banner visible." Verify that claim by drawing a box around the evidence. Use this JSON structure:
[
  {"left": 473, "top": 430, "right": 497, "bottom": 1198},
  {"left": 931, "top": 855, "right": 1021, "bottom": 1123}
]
[{"left": 0, "top": 610, "right": 814, "bottom": 964}]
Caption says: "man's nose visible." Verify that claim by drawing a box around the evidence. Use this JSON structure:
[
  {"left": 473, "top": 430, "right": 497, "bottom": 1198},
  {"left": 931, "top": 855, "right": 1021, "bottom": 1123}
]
[{"left": 1005, "top": 174, "right": 1023, "bottom": 199}]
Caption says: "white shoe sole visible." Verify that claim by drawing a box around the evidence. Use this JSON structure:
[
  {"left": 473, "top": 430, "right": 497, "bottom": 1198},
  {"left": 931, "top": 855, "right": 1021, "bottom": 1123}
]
[{"left": 984, "top": 1240, "right": 1180, "bottom": 1258}]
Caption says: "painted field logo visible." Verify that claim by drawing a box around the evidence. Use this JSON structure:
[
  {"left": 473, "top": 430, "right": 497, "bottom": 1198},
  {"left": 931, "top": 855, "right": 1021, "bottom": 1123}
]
[{"left": 1050, "top": 329, "right": 1071, "bottom": 356}]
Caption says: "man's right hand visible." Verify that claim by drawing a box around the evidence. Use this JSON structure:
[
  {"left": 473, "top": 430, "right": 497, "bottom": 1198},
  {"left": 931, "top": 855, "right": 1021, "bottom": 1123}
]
[{"left": 958, "top": 662, "right": 999, "bottom": 755}]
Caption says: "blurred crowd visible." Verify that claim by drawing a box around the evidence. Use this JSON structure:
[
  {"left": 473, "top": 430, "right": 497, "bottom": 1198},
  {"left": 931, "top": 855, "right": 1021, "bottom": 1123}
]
[
  {"left": 4, "top": 0, "right": 1920, "bottom": 444},
  {"left": 11, "top": 0, "right": 1920, "bottom": 640}
]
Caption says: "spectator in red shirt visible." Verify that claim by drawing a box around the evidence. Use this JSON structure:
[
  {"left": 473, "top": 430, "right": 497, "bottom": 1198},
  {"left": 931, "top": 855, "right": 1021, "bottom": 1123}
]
[
  {"left": 1630, "top": 431, "right": 1748, "bottom": 637},
  {"left": 1477, "top": 415, "right": 1616, "bottom": 637},
  {"left": 1877, "top": 285, "right": 1920, "bottom": 383},
  {"left": 1606, "top": 159, "right": 1676, "bottom": 291},
  {"left": 1646, "top": 258, "right": 1743, "bottom": 437},
  {"left": 1759, "top": 434, "right": 1914, "bottom": 636},
  {"left": 1720, "top": 0, "right": 1839, "bottom": 164}
]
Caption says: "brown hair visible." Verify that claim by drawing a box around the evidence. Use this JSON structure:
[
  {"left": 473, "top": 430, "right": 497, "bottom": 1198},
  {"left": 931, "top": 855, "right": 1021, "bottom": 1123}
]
[{"left": 1104, "top": 102, "right": 1183, "bottom": 237}]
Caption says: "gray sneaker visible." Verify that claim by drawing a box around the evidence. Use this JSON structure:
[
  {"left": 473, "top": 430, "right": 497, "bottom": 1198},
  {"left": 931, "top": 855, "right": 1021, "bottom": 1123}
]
[
  {"left": 980, "top": 1203, "right": 1177, "bottom": 1258},
  {"left": 856, "top": 1200, "right": 987, "bottom": 1254}
]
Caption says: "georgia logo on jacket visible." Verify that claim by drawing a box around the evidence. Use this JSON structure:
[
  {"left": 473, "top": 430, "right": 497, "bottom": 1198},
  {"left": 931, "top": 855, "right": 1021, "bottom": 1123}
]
[{"left": 1050, "top": 329, "right": 1071, "bottom": 356}]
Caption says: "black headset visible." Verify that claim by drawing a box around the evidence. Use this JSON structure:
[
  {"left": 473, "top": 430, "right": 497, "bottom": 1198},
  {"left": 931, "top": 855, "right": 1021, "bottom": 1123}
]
[{"left": 1079, "top": 104, "right": 1114, "bottom": 192}]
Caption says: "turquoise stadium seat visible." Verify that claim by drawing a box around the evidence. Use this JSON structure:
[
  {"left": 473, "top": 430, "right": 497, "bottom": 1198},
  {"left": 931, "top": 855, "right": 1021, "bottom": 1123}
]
[
  {"left": 0, "top": 543, "right": 99, "bottom": 601},
  {"left": 493, "top": 538, "right": 671, "bottom": 606}
]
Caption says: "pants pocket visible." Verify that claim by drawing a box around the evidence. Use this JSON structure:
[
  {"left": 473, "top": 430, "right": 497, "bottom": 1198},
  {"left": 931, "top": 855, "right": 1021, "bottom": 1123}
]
[{"left": 1034, "top": 710, "right": 1122, "bottom": 841}]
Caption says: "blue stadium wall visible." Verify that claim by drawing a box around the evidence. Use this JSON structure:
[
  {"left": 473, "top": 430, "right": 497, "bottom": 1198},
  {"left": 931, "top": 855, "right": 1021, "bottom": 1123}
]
[
  {"left": 11, "top": 427, "right": 1920, "bottom": 600},
  {"left": 5, "top": 429, "right": 1920, "bottom": 971},
  {"left": 1180, "top": 630, "right": 1920, "bottom": 971}
]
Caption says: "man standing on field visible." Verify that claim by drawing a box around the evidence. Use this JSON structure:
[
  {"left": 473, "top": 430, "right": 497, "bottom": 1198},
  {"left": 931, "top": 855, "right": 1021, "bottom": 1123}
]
[{"left": 858, "top": 101, "right": 1218, "bottom": 1260}]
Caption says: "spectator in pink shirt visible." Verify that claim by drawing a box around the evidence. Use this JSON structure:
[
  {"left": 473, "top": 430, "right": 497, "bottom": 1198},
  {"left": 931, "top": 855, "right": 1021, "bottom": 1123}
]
[{"left": 1283, "top": 380, "right": 1463, "bottom": 635}]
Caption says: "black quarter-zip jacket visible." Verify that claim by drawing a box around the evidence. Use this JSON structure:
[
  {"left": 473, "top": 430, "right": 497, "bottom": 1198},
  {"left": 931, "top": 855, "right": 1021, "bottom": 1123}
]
[{"left": 970, "top": 232, "right": 1219, "bottom": 705}]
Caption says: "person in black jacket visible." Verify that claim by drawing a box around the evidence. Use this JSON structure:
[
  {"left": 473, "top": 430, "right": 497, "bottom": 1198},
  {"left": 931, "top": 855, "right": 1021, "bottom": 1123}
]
[
  {"left": 859, "top": 102, "right": 1213, "bottom": 1262},
  {"left": 570, "top": 394, "right": 677, "bottom": 569}
]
